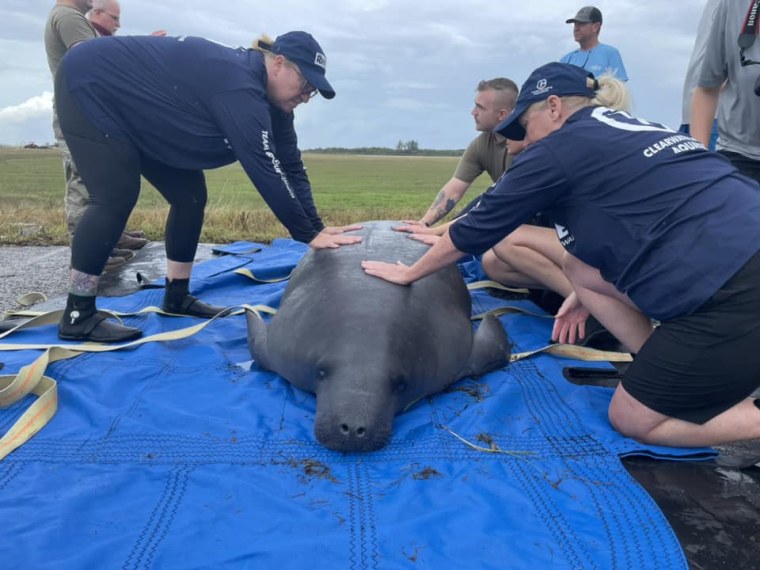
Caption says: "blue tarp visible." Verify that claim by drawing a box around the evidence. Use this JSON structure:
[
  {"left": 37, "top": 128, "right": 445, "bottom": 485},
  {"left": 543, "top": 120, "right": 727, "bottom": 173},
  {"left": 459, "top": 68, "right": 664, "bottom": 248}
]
[{"left": 0, "top": 240, "right": 712, "bottom": 569}]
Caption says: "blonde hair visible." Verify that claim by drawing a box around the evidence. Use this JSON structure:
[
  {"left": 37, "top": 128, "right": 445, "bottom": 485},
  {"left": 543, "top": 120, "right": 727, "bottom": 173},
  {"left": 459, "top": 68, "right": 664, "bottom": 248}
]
[
  {"left": 252, "top": 34, "right": 275, "bottom": 54},
  {"left": 563, "top": 74, "right": 631, "bottom": 113},
  {"left": 252, "top": 34, "right": 303, "bottom": 73}
]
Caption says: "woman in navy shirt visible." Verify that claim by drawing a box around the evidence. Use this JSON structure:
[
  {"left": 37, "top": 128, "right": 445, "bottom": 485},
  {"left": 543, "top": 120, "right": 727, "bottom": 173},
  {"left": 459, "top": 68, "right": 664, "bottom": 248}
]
[
  {"left": 55, "top": 31, "right": 360, "bottom": 343},
  {"left": 364, "top": 62, "right": 760, "bottom": 456}
]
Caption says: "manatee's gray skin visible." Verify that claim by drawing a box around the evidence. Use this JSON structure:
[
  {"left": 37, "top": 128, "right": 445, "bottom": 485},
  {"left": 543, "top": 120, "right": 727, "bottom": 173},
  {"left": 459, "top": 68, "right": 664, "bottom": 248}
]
[{"left": 246, "top": 221, "right": 511, "bottom": 452}]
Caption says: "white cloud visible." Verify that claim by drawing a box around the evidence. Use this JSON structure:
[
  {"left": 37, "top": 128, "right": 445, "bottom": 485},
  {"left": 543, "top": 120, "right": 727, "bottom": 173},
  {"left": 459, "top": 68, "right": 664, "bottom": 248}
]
[{"left": 0, "top": 91, "right": 53, "bottom": 123}]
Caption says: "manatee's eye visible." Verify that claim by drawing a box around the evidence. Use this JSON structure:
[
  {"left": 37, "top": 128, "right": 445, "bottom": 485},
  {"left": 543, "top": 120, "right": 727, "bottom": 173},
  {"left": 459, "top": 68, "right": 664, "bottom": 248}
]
[
  {"left": 395, "top": 379, "right": 407, "bottom": 393},
  {"left": 317, "top": 368, "right": 327, "bottom": 380}
]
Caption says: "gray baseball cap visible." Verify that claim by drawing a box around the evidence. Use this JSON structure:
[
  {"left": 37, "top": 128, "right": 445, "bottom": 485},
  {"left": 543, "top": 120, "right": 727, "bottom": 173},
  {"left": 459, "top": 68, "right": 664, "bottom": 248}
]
[{"left": 566, "top": 6, "right": 603, "bottom": 24}]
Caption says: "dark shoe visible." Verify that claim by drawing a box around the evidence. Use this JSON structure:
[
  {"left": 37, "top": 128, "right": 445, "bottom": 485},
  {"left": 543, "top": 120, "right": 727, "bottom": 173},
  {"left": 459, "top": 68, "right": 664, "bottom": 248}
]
[
  {"left": 59, "top": 311, "right": 142, "bottom": 343},
  {"left": 103, "top": 255, "right": 127, "bottom": 273},
  {"left": 579, "top": 316, "right": 626, "bottom": 352},
  {"left": 117, "top": 232, "right": 149, "bottom": 250},
  {"left": 111, "top": 247, "right": 136, "bottom": 262},
  {"left": 162, "top": 294, "right": 226, "bottom": 318}
]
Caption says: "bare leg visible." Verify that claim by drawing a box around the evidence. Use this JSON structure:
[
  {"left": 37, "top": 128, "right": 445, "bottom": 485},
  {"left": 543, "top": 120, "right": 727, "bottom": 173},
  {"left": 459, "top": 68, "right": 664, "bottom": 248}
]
[
  {"left": 167, "top": 260, "right": 193, "bottom": 280},
  {"left": 609, "top": 384, "right": 760, "bottom": 447},
  {"left": 483, "top": 225, "right": 574, "bottom": 296},
  {"left": 562, "top": 253, "right": 760, "bottom": 448}
]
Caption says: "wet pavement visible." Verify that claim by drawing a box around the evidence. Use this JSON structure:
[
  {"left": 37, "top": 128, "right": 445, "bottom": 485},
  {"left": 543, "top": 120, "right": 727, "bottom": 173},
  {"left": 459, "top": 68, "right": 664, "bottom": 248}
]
[
  {"left": 0, "top": 243, "right": 758, "bottom": 568},
  {"left": 0, "top": 242, "right": 215, "bottom": 315}
]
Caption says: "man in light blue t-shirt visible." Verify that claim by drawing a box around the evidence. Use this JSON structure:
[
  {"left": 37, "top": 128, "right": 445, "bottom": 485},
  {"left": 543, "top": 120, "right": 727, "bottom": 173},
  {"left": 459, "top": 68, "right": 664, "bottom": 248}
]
[{"left": 560, "top": 6, "right": 628, "bottom": 81}]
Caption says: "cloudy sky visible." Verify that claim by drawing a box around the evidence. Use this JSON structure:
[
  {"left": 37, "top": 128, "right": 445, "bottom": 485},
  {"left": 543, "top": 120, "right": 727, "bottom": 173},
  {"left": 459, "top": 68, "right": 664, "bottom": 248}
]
[{"left": 2, "top": 0, "right": 708, "bottom": 149}]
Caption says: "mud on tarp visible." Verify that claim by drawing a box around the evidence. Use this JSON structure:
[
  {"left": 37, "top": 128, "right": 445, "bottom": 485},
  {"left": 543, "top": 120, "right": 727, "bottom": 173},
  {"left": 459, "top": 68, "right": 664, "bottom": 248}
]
[{"left": 0, "top": 240, "right": 712, "bottom": 569}]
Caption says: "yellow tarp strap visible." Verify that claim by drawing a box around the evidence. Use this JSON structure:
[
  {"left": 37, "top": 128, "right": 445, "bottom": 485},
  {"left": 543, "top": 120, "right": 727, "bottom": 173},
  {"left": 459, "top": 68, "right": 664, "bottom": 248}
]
[
  {"left": 234, "top": 268, "right": 293, "bottom": 283},
  {"left": 0, "top": 304, "right": 278, "bottom": 351},
  {"left": 511, "top": 343, "right": 632, "bottom": 363},
  {"left": 0, "top": 347, "right": 72, "bottom": 461},
  {"left": 467, "top": 280, "right": 530, "bottom": 295},
  {"left": 0, "top": 303, "right": 278, "bottom": 460},
  {"left": 15, "top": 291, "right": 48, "bottom": 307},
  {"left": 473, "top": 305, "right": 631, "bottom": 362}
]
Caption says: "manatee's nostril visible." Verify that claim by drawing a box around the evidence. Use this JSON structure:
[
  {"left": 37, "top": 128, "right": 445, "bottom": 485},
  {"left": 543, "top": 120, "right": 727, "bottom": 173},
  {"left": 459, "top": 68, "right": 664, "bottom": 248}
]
[
  {"left": 340, "top": 424, "right": 350, "bottom": 435},
  {"left": 356, "top": 427, "right": 366, "bottom": 438}
]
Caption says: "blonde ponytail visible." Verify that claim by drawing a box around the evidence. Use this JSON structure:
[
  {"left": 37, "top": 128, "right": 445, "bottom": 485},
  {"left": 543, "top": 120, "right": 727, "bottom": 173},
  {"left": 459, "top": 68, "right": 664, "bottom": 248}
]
[
  {"left": 252, "top": 34, "right": 275, "bottom": 52},
  {"left": 589, "top": 74, "right": 630, "bottom": 112}
]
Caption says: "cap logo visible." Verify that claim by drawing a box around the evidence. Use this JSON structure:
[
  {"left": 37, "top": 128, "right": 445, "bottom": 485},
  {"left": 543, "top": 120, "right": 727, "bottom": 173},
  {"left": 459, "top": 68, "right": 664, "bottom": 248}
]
[
  {"left": 531, "top": 78, "right": 552, "bottom": 96},
  {"left": 314, "top": 52, "right": 326, "bottom": 69}
]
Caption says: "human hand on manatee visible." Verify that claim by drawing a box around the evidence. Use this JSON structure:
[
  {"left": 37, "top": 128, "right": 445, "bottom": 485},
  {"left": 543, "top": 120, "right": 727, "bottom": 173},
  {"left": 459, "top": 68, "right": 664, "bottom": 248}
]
[
  {"left": 309, "top": 230, "right": 362, "bottom": 249},
  {"left": 322, "top": 224, "right": 363, "bottom": 234},
  {"left": 406, "top": 233, "right": 440, "bottom": 246},
  {"left": 361, "top": 260, "right": 412, "bottom": 285},
  {"left": 394, "top": 223, "right": 444, "bottom": 236},
  {"left": 551, "top": 292, "right": 591, "bottom": 345}
]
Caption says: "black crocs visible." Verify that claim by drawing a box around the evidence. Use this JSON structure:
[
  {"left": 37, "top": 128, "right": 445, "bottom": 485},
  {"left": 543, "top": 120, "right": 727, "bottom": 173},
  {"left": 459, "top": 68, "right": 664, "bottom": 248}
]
[
  {"left": 58, "top": 312, "right": 142, "bottom": 343},
  {"left": 162, "top": 294, "right": 225, "bottom": 318}
]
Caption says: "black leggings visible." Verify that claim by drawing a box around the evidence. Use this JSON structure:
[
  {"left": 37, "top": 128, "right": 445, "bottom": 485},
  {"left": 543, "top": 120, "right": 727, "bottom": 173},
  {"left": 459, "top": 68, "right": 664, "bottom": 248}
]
[{"left": 55, "top": 70, "right": 208, "bottom": 276}]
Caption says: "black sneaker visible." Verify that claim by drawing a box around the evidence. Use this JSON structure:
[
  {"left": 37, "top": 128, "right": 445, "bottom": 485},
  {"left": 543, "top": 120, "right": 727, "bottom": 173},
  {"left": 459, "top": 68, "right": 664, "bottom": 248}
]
[
  {"left": 162, "top": 294, "right": 225, "bottom": 318},
  {"left": 58, "top": 311, "right": 142, "bottom": 343}
]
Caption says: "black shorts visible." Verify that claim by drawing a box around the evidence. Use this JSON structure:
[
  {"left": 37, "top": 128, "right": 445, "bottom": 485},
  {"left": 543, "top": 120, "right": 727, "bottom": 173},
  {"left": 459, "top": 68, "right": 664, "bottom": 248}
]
[{"left": 622, "top": 250, "right": 760, "bottom": 424}]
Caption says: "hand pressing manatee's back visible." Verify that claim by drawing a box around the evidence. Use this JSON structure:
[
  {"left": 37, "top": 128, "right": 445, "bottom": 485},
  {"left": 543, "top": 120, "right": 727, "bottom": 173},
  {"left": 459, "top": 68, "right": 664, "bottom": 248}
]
[{"left": 247, "top": 221, "right": 511, "bottom": 452}]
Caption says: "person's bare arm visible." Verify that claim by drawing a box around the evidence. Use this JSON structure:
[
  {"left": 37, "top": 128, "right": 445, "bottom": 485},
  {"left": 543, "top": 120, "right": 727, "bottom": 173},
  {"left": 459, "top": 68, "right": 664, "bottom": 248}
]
[
  {"left": 419, "top": 178, "right": 471, "bottom": 226},
  {"left": 690, "top": 86, "right": 720, "bottom": 147}
]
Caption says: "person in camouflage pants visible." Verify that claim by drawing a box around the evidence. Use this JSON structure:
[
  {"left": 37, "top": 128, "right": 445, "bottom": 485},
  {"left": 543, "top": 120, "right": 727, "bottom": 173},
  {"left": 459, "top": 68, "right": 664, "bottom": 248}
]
[{"left": 45, "top": 0, "right": 147, "bottom": 269}]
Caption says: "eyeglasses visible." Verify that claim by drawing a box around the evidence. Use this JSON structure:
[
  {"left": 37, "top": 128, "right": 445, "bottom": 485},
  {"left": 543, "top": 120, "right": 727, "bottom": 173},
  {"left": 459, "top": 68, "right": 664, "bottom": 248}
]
[
  {"left": 102, "top": 10, "right": 120, "bottom": 23},
  {"left": 298, "top": 78, "right": 318, "bottom": 100},
  {"left": 285, "top": 60, "right": 318, "bottom": 99}
]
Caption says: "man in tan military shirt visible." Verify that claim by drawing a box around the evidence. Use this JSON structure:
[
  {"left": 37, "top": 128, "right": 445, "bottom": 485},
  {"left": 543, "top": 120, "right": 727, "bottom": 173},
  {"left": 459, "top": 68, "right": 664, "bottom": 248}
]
[{"left": 416, "top": 78, "right": 518, "bottom": 227}]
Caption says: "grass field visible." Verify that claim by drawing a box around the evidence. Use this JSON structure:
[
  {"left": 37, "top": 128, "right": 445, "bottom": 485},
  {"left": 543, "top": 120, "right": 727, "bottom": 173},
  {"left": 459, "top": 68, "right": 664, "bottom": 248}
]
[{"left": 0, "top": 147, "right": 492, "bottom": 245}]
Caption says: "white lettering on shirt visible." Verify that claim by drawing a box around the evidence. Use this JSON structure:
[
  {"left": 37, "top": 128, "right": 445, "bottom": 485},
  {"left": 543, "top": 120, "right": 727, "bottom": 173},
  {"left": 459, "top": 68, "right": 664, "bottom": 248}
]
[
  {"left": 642, "top": 135, "right": 705, "bottom": 158},
  {"left": 555, "top": 223, "right": 575, "bottom": 247},
  {"left": 262, "top": 130, "right": 296, "bottom": 199}
]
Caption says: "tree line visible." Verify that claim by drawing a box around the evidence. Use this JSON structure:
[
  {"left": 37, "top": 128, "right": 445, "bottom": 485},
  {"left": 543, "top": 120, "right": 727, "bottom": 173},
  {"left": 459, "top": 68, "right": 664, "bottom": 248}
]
[{"left": 307, "top": 139, "right": 462, "bottom": 157}]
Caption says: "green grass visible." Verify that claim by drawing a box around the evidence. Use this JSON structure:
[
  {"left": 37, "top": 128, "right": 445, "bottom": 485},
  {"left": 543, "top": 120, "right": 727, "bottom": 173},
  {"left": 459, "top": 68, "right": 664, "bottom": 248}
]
[{"left": 0, "top": 148, "right": 492, "bottom": 245}]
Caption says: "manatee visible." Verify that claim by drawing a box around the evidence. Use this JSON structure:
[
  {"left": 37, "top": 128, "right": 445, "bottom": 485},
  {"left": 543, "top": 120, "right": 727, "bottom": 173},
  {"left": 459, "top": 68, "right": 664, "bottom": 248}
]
[{"left": 246, "top": 221, "right": 511, "bottom": 452}]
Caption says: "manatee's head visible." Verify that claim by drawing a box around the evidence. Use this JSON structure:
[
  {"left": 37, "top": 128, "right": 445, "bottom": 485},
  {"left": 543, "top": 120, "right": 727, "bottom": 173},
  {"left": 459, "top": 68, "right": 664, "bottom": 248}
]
[{"left": 312, "top": 362, "right": 407, "bottom": 453}]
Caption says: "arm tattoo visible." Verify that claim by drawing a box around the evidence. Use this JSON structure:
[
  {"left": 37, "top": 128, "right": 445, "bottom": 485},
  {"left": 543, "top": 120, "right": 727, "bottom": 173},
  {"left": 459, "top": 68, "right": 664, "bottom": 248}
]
[{"left": 426, "top": 193, "right": 458, "bottom": 224}]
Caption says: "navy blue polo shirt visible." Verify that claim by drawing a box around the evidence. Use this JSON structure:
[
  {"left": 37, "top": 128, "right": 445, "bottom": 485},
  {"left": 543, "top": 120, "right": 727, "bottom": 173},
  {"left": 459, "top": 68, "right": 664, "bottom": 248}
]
[
  {"left": 60, "top": 35, "right": 323, "bottom": 243},
  {"left": 450, "top": 106, "right": 760, "bottom": 321}
]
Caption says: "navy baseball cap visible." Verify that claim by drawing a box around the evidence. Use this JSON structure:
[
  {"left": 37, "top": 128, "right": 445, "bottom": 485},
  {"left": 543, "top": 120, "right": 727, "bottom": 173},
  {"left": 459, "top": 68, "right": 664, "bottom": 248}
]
[
  {"left": 495, "top": 62, "right": 596, "bottom": 140},
  {"left": 271, "top": 31, "right": 335, "bottom": 99},
  {"left": 566, "top": 6, "right": 603, "bottom": 24}
]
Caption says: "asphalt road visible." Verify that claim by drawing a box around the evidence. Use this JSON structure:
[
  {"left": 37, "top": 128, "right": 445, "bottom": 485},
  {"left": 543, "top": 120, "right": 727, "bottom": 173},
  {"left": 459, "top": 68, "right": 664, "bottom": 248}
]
[{"left": 0, "top": 242, "right": 215, "bottom": 316}]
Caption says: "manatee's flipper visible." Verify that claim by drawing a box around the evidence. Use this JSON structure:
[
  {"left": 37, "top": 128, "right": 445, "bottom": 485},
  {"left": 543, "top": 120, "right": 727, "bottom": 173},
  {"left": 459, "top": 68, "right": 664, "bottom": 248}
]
[
  {"left": 461, "top": 313, "right": 511, "bottom": 377},
  {"left": 245, "top": 309, "right": 271, "bottom": 369}
]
